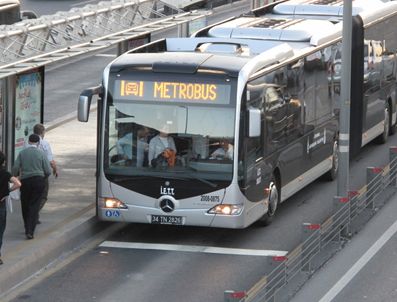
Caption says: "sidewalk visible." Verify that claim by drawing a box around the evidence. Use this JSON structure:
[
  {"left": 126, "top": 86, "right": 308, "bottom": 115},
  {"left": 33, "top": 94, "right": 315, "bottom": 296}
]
[{"left": 0, "top": 111, "right": 105, "bottom": 297}]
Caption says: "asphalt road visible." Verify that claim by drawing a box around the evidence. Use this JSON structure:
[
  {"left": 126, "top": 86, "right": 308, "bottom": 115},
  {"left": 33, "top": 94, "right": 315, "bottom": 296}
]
[
  {"left": 333, "top": 233, "right": 397, "bottom": 302},
  {"left": 7, "top": 136, "right": 397, "bottom": 302}
]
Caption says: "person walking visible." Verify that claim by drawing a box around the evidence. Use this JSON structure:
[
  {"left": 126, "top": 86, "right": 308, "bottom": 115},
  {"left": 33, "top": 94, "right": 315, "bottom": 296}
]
[
  {"left": 0, "top": 151, "right": 21, "bottom": 264},
  {"left": 32, "top": 123, "right": 58, "bottom": 223},
  {"left": 12, "top": 134, "right": 51, "bottom": 240}
]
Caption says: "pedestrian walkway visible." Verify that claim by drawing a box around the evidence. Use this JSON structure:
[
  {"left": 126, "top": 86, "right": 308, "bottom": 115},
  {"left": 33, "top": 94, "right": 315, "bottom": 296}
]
[{"left": 0, "top": 111, "right": 100, "bottom": 297}]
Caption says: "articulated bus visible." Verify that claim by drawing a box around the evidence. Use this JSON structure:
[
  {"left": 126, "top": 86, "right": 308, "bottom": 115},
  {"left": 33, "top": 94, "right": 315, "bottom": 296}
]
[{"left": 78, "top": 0, "right": 397, "bottom": 229}]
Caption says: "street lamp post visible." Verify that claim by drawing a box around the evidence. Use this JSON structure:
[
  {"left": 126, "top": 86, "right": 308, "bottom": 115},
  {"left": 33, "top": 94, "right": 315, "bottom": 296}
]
[{"left": 337, "top": 0, "right": 353, "bottom": 197}]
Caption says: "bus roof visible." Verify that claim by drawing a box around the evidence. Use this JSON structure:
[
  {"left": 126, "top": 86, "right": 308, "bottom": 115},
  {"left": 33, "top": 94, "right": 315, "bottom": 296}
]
[
  {"left": 205, "top": 18, "right": 341, "bottom": 46},
  {"left": 111, "top": 0, "right": 397, "bottom": 78},
  {"left": 270, "top": 0, "right": 397, "bottom": 23},
  {"left": 194, "top": 0, "right": 397, "bottom": 48},
  {"left": 272, "top": 0, "right": 386, "bottom": 16},
  {"left": 111, "top": 36, "right": 297, "bottom": 77},
  {"left": 110, "top": 52, "right": 250, "bottom": 77}
]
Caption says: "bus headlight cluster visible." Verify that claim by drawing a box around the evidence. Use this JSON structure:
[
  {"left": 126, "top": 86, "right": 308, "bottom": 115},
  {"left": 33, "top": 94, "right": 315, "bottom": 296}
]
[
  {"left": 102, "top": 197, "right": 128, "bottom": 209},
  {"left": 208, "top": 204, "right": 243, "bottom": 215}
]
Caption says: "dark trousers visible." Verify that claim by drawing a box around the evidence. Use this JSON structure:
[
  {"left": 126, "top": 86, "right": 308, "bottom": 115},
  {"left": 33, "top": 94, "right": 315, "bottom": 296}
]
[
  {"left": 0, "top": 201, "right": 5, "bottom": 255},
  {"left": 39, "top": 177, "right": 49, "bottom": 211},
  {"left": 20, "top": 176, "right": 45, "bottom": 236}
]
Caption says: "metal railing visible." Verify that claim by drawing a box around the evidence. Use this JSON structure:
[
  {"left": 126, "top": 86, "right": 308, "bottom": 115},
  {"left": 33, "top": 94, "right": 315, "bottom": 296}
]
[
  {"left": 225, "top": 146, "right": 397, "bottom": 302},
  {"left": 0, "top": 0, "right": 210, "bottom": 78},
  {"left": 0, "top": 1, "right": 162, "bottom": 63}
]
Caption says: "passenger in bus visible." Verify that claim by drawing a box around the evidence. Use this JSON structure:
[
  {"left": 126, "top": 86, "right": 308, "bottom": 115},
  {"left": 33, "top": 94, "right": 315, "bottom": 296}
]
[
  {"left": 210, "top": 139, "right": 233, "bottom": 160},
  {"left": 116, "top": 124, "right": 134, "bottom": 161},
  {"left": 137, "top": 127, "right": 150, "bottom": 167},
  {"left": 148, "top": 124, "right": 176, "bottom": 167}
]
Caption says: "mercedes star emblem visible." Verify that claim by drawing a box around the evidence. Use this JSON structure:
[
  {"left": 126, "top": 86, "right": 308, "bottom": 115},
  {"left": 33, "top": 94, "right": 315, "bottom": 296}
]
[{"left": 160, "top": 199, "right": 175, "bottom": 213}]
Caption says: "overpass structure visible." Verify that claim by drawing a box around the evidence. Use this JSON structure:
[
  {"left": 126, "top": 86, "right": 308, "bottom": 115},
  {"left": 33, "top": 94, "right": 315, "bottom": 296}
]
[{"left": 0, "top": 0, "right": 210, "bottom": 78}]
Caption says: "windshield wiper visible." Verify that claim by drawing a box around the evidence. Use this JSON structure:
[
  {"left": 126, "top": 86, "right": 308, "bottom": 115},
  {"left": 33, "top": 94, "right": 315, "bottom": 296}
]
[
  {"left": 107, "top": 171, "right": 218, "bottom": 187},
  {"left": 184, "top": 173, "right": 218, "bottom": 188}
]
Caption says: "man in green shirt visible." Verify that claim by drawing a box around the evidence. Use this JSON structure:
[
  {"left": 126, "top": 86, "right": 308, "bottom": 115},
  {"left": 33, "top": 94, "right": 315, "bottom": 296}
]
[{"left": 12, "top": 134, "right": 51, "bottom": 239}]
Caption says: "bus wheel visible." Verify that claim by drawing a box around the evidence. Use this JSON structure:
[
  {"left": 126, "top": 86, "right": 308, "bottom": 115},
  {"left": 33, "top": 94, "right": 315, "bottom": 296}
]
[
  {"left": 260, "top": 177, "right": 279, "bottom": 226},
  {"left": 324, "top": 140, "right": 339, "bottom": 181},
  {"left": 377, "top": 104, "right": 390, "bottom": 144},
  {"left": 389, "top": 104, "right": 396, "bottom": 135}
]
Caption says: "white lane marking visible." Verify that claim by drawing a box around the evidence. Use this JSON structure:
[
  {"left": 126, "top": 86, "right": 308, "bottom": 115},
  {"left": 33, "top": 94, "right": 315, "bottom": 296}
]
[
  {"left": 319, "top": 219, "right": 397, "bottom": 302},
  {"left": 95, "top": 54, "right": 117, "bottom": 58},
  {"left": 99, "top": 241, "right": 288, "bottom": 257}
]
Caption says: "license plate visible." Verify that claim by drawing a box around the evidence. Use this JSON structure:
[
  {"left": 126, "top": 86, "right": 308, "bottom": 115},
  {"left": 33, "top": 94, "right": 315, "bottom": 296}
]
[{"left": 151, "top": 215, "right": 183, "bottom": 225}]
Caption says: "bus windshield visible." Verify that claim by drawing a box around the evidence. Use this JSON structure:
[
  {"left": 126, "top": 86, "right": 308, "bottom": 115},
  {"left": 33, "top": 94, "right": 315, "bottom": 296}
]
[{"left": 104, "top": 72, "right": 237, "bottom": 186}]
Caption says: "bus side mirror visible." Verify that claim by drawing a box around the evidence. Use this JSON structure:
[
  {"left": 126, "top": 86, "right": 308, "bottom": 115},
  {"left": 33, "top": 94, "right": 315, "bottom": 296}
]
[
  {"left": 248, "top": 108, "right": 261, "bottom": 138},
  {"left": 78, "top": 95, "right": 91, "bottom": 122},
  {"left": 78, "top": 85, "right": 102, "bottom": 122}
]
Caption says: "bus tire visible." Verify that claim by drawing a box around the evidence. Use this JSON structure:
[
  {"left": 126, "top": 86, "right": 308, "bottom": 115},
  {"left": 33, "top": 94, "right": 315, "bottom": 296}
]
[
  {"left": 390, "top": 120, "right": 396, "bottom": 135},
  {"left": 324, "top": 139, "right": 339, "bottom": 181},
  {"left": 376, "top": 104, "right": 390, "bottom": 144},
  {"left": 389, "top": 102, "right": 396, "bottom": 135},
  {"left": 259, "top": 176, "right": 279, "bottom": 226}
]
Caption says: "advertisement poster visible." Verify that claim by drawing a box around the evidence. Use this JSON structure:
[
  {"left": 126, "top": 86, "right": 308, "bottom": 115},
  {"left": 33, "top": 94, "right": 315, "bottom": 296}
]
[{"left": 14, "top": 70, "right": 43, "bottom": 159}]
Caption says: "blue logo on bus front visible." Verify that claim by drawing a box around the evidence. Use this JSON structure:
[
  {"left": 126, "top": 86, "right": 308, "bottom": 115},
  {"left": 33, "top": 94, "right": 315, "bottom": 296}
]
[{"left": 105, "top": 210, "right": 120, "bottom": 217}]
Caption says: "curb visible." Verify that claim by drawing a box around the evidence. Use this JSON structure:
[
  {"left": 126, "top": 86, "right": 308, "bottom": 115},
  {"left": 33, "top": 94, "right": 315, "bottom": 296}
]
[
  {"left": 45, "top": 103, "right": 98, "bottom": 132},
  {"left": 0, "top": 205, "right": 104, "bottom": 299}
]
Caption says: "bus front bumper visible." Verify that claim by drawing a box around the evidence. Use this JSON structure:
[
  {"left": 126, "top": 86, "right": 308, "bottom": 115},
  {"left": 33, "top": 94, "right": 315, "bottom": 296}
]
[{"left": 98, "top": 205, "right": 251, "bottom": 229}]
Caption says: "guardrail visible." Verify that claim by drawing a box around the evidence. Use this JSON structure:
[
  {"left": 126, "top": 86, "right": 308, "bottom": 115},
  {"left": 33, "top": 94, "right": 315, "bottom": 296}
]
[
  {"left": 0, "top": 0, "right": 209, "bottom": 78},
  {"left": 225, "top": 146, "right": 397, "bottom": 302},
  {"left": 0, "top": 0, "right": 164, "bottom": 64}
]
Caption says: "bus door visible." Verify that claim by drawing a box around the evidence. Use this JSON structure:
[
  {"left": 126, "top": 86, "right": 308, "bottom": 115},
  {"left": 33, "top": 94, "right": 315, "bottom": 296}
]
[
  {"left": 262, "top": 85, "right": 295, "bottom": 184},
  {"left": 243, "top": 83, "right": 266, "bottom": 203},
  {"left": 278, "top": 59, "right": 307, "bottom": 184}
]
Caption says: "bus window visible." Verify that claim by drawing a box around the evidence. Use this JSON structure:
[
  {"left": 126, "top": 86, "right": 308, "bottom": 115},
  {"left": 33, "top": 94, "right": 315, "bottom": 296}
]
[{"left": 303, "top": 47, "right": 334, "bottom": 129}]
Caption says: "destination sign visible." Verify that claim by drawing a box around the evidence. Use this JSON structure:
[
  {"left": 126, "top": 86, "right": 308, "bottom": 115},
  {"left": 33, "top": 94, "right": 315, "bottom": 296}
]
[{"left": 114, "top": 80, "right": 231, "bottom": 105}]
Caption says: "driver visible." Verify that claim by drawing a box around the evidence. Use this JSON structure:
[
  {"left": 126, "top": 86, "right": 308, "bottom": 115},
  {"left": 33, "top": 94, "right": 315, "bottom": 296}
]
[{"left": 148, "top": 124, "right": 177, "bottom": 167}]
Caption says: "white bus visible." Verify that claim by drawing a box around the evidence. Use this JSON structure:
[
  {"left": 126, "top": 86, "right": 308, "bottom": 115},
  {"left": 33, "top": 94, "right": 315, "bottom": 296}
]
[{"left": 78, "top": 0, "right": 397, "bottom": 228}]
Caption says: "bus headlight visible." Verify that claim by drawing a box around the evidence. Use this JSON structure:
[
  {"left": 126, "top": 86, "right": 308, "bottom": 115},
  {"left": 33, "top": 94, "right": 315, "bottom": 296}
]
[
  {"left": 102, "top": 197, "right": 128, "bottom": 209},
  {"left": 207, "top": 204, "right": 243, "bottom": 215}
]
